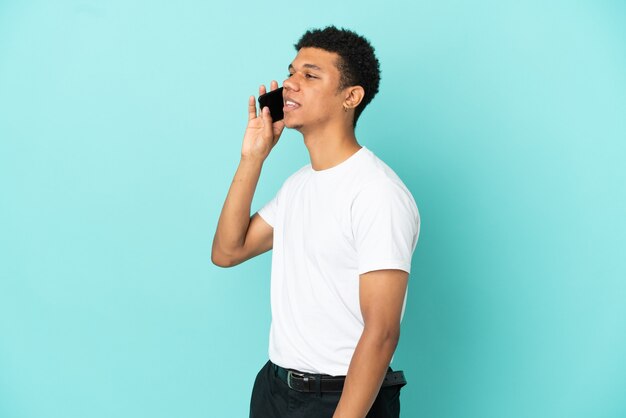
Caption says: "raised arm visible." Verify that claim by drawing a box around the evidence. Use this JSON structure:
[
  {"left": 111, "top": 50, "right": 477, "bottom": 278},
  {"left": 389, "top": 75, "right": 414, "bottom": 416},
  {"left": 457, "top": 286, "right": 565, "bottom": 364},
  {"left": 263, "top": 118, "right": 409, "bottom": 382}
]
[{"left": 211, "top": 81, "right": 284, "bottom": 267}]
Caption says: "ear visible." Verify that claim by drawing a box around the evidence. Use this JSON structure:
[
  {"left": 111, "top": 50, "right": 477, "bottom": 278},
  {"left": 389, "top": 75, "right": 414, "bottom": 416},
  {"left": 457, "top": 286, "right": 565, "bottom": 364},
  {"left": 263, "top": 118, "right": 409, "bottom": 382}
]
[{"left": 344, "top": 86, "right": 365, "bottom": 110}]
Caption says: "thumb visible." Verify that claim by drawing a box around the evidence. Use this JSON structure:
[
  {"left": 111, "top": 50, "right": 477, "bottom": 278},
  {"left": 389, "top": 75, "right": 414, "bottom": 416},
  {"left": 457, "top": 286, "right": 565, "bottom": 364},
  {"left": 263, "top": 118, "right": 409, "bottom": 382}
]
[{"left": 261, "top": 106, "right": 274, "bottom": 137}]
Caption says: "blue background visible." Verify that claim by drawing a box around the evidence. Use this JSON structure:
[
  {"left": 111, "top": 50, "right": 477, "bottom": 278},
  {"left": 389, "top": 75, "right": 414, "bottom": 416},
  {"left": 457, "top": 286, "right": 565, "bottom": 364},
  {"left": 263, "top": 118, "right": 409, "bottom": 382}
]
[{"left": 1, "top": 1, "right": 625, "bottom": 417}]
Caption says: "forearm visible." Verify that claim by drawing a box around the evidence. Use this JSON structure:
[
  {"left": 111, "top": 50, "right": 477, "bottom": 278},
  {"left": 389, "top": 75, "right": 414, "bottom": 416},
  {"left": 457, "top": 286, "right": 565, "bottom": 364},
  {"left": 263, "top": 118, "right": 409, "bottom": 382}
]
[
  {"left": 212, "top": 157, "right": 263, "bottom": 257},
  {"left": 333, "top": 328, "right": 399, "bottom": 418}
]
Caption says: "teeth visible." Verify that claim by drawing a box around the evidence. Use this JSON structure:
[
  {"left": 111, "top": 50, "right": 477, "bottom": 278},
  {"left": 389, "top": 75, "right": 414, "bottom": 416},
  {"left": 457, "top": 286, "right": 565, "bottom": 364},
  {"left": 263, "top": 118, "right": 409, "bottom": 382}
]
[{"left": 285, "top": 100, "right": 298, "bottom": 106}]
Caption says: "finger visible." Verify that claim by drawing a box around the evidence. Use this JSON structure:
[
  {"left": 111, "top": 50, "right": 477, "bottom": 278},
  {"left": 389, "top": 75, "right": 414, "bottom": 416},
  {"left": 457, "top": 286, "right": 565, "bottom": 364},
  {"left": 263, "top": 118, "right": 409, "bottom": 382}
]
[
  {"left": 261, "top": 106, "right": 274, "bottom": 136},
  {"left": 248, "top": 95, "right": 257, "bottom": 121},
  {"left": 270, "top": 80, "right": 279, "bottom": 91},
  {"left": 259, "top": 84, "right": 267, "bottom": 97}
]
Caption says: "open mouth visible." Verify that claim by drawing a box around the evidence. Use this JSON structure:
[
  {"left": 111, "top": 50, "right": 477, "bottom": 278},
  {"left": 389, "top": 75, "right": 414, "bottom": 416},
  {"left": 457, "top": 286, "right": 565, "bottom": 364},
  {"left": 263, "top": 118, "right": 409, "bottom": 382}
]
[{"left": 283, "top": 99, "right": 301, "bottom": 112}]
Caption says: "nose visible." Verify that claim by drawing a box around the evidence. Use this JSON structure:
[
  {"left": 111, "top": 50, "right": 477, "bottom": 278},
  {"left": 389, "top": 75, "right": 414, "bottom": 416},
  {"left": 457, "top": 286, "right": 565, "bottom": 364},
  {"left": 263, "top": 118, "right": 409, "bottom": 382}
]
[{"left": 283, "top": 74, "right": 300, "bottom": 92}]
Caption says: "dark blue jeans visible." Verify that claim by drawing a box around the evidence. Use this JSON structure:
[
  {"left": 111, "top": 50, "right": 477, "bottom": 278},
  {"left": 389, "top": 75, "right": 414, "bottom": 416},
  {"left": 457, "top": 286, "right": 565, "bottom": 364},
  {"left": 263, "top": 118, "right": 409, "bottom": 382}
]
[{"left": 250, "top": 360, "right": 402, "bottom": 418}]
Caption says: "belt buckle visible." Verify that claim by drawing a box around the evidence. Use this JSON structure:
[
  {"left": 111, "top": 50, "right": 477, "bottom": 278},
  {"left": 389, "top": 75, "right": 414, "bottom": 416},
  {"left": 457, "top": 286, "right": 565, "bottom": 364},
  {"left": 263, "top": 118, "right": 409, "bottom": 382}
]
[{"left": 287, "top": 370, "right": 305, "bottom": 390}]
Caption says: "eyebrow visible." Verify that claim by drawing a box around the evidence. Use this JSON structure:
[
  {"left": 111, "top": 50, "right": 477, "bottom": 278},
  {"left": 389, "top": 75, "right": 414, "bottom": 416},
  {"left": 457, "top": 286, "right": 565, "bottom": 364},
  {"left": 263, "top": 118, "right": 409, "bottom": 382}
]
[{"left": 288, "top": 63, "right": 323, "bottom": 72}]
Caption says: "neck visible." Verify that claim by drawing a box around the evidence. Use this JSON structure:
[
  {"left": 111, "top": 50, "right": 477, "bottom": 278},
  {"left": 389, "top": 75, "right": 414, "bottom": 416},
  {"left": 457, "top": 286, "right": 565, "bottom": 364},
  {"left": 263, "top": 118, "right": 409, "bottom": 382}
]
[{"left": 301, "top": 123, "right": 361, "bottom": 171}]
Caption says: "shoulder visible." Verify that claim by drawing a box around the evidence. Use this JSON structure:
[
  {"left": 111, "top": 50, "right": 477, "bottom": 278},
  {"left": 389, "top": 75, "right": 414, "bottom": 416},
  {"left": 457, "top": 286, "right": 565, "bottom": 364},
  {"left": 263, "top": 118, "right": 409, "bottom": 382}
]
[
  {"left": 353, "top": 178, "right": 419, "bottom": 223},
  {"left": 277, "top": 163, "right": 312, "bottom": 192},
  {"left": 354, "top": 149, "right": 417, "bottom": 209}
]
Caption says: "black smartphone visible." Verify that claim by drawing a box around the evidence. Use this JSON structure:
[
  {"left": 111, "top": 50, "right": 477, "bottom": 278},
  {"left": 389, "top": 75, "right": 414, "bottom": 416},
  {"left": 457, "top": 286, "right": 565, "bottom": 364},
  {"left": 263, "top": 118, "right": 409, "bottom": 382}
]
[{"left": 258, "top": 87, "right": 284, "bottom": 122}]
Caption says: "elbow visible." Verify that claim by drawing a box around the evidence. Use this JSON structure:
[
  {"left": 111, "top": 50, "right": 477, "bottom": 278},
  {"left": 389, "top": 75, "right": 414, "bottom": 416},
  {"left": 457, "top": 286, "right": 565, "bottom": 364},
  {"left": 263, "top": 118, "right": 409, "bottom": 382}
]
[
  {"left": 383, "top": 330, "right": 401, "bottom": 357},
  {"left": 211, "top": 254, "right": 232, "bottom": 268},
  {"left": 211, "top": 247, "right": 242, "bottom": 268},
  {"left": 211, "top": 252, "right": 235, "bottom": 268},
  {"left": 365, "top": 324, "right": 401, "bottom": 351},
  {"left": 385, "top": 327, "right": 401, "bottom": 349},
  {"left": 211, "top": 238, "right": 233, "bottom": 267}
]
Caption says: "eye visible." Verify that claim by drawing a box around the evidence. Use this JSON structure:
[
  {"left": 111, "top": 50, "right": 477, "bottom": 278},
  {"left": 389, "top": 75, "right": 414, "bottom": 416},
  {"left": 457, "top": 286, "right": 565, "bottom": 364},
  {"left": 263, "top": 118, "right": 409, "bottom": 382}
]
[{"left": 305, "top": 73, "right": 317, "bottom": 79}]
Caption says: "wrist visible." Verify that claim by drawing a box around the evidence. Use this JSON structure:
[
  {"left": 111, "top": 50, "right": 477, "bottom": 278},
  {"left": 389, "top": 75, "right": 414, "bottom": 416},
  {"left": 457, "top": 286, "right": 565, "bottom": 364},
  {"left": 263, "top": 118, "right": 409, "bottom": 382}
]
[{"left": 240, "top": 154, "right": 265, "bottom": 168}]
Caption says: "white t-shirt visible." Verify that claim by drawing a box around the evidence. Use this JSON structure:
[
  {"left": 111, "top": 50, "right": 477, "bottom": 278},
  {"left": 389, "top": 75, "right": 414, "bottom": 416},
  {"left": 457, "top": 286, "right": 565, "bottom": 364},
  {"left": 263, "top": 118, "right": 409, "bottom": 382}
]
[{"left": 258, "top": 146, "right": 420, "bottom": 376}]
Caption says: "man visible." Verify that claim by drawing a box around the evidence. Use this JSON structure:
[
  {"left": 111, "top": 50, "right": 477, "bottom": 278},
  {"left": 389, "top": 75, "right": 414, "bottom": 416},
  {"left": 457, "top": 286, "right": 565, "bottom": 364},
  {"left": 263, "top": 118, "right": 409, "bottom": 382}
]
[{"left": 212, "top": 26, "right": 420, "bottom": 418}]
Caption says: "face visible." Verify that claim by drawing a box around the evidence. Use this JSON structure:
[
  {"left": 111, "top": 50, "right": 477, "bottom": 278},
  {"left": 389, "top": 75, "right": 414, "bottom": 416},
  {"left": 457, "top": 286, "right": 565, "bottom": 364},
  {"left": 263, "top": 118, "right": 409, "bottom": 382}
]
[{"left": 282, "top": 47, "right": 347, "bottom": 132}]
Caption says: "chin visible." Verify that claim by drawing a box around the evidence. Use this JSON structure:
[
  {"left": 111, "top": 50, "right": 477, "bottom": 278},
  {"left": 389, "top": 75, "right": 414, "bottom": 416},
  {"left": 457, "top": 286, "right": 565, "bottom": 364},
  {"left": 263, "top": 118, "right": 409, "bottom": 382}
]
[{"left": 283, "top": 117, "right": 303, "bottom": 131}]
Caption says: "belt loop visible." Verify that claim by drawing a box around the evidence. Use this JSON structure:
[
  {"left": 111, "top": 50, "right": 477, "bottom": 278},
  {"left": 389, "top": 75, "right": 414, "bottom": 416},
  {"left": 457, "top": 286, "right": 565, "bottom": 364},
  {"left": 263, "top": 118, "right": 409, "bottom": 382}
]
[{"left": 315, "top": 374, "right": 321, "bottom": 397}]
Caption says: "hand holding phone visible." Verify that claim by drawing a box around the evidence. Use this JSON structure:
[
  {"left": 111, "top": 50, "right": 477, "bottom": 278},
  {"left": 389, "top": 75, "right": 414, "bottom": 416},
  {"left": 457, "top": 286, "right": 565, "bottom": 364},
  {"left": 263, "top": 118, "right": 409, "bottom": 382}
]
[{"left": 241, "top": 82, "right": 285, "bottom": 162}]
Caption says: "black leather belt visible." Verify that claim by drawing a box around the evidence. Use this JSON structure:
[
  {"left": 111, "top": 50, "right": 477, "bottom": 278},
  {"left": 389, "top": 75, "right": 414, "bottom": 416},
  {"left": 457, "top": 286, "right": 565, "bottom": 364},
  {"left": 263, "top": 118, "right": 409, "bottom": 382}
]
[{"left": 273, "top": 363, "right": 407, "bottom": 393}]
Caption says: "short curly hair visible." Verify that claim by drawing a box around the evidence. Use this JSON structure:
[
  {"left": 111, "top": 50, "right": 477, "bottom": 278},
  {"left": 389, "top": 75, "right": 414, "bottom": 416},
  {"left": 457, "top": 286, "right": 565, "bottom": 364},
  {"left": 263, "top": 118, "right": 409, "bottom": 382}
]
[{"left": 294, "top": 26, "right": 381, "bottom": 127}]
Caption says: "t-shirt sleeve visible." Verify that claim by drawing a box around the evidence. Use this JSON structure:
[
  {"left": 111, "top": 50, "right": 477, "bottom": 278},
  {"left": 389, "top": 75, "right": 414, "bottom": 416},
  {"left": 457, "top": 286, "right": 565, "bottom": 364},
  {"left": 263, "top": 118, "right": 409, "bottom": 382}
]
[
  {"left": 352, "top": 180, "right": 420, "bottom": 275},
  {"left": 257, "top": 194, "right": 278, "bottom": 228},
  {"left": 257, "top": 168, "right": 301, "bottom": 228}
]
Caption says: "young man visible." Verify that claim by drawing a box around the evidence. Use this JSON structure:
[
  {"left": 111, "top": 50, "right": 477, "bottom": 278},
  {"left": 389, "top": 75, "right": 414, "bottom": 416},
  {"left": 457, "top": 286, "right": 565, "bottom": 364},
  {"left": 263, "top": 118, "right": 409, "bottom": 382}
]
[{"left": 212, "top": 26, "right": 420, "bottom": 418}]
